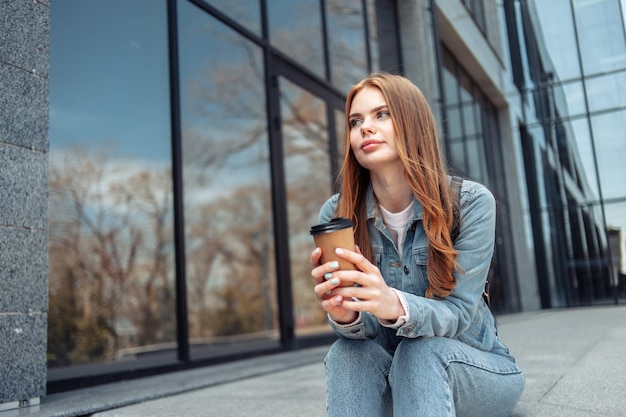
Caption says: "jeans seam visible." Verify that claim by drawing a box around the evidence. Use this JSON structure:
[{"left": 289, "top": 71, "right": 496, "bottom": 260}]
[{"left": 445, "top": 357, "right": 522, "bottom": 376}]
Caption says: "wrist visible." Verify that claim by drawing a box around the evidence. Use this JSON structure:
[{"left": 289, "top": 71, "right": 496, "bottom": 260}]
[{"left": 330, "top": 311, "right": 358, "bottom": 324}]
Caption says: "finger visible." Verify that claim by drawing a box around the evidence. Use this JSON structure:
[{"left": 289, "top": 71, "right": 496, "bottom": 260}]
[
  {"left": 311, "top": 260, "right": 341, "bottom": 285},
  {"left": 314, "top": 276, "right": 341, "bottom": 297},
  {"left": 309, "top": 247, "right": 322, "bottom": 267},
  {"left": 335, "top": 247, "right": 378, "bottom": 274}
]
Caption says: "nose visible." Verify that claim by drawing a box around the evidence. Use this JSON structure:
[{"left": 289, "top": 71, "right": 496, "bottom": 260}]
[{"left": 360, "top": 120, "right": 376, "bottom": 136}]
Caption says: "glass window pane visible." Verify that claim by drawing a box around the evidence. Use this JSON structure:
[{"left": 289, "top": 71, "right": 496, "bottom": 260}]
[
  {"left": 268, "top": 0, "right": 325, "bottom": 79},
  {"left": 533, "top": 0, "right": 581, "bottom": 81},
  {"left": 569, "top": 118, "right": 601, "bottom": 203},
  {"left": 462, "top": 103, "right": 477, "bottom": 135},
  {"left": 458, "top": 69, "right": 472, "bottom": 103},
  {"left": 205, "top": 0, "right": 261, "bottom": 35},
  {"left": 326, "top": 0, "right": 369, "bottom": 92},
  {"left": 448, "top": 138, "right": 467, "bottom": 175},
  {"left": 561, "top": 79, "right": 587, "bottom": 117},
  {"left": 605, "top": 202, "right": 626, "bottom": 277},
  {"left": 365, "top": 0, "right": 380, "bottom": 73},
  {"left": 586, "top": 72, "right": 626, "bottom": 114},
  {"left": 466, "top": 137, "right": 487, "bottom": 182},
  {"left": 48, "top": 0, "right": 175, "bottom": 369},
  {"left": 527, "top": 125, "right": 550, "bottom": 210},
  {"left": 278, "top": 78, "right": 333, "bottom": 336},
  {"left": 574, "top": 0, "right": 626, "bottom": 75},
  {"left": 590, "top": 110, "right": 626, "bottom": 200},
  {"left": 442, "top": 67, "right": 459, "bottom": 105},
  {"left": 446, "top": 107, "right": 463, "bottom": 139},
  {"left": 335, "top": 108, "right": 347, "bottom": 178},
  {"left": 178, "top": 1, "right": 279, "bottom": 358}
]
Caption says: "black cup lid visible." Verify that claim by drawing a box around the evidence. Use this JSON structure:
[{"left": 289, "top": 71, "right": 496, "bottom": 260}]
[{"left": 310, "top": 217, "right": 354, "bottom": 234}]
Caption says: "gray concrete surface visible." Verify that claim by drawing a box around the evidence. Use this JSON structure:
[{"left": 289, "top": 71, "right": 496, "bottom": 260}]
[{"left": 3, "top": 305, "right": 625, "bottom": 416}]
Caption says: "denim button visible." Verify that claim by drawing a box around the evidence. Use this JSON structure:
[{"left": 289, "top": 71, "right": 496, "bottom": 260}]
[{"left": 403, "top": 265, "right": 409, "bottom": 274}]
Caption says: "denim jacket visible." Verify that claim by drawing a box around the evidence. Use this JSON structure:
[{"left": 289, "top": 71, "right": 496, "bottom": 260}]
[{"left": 318, "top": 178, "right": 511, "bottom": 355}]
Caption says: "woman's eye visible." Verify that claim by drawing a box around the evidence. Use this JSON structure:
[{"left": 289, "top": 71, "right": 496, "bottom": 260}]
[
  {"left": 349, "top": 119, "right": 362, "bottom": 128},
  {"left": 377, "top": 110, "right": 390, "bottom": 119}
]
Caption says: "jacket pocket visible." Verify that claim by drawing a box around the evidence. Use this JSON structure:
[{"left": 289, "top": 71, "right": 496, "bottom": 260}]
[{"left": 406, "top": 247, "right": 429, "bottom": 294}]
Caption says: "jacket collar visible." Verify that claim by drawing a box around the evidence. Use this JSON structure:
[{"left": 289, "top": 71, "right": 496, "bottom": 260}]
[{"left": 365, "top": 184, "right": 424, "bottom": 225}]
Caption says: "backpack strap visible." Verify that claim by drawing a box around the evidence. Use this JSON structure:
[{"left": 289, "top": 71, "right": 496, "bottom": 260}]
[
  {"left": 449, "top": 176, "right": 490, "bottom": 306},
  {"left": 450, "top": 176, "right": 463, "bottom": 242}
]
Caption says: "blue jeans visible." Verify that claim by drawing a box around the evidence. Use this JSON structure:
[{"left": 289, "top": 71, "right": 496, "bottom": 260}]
[{"left": 325, "top": 332, "right": 524, "bottom": 417}]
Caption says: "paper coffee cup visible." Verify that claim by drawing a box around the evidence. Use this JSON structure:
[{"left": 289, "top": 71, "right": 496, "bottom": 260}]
[{"left": 310, "top": 218, "right": 357, "bottom": 274}]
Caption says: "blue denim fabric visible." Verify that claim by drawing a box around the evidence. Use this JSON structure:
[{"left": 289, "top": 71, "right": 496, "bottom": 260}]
[{"left": 318, "top": 178, "right": 524, "bottom": 416}]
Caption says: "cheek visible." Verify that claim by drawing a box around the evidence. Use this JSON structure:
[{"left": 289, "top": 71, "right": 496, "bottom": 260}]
[{"left": 349, "top": 132, "right": 360, "bottom": 152}]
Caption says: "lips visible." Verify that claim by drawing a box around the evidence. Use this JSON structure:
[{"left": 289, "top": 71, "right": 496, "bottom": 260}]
[{"left": 361, "top": 139, "right": 383, "bottom": 151}]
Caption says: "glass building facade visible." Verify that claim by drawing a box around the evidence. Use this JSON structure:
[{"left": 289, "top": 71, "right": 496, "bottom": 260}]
[
  {"left": 44, "top": 0, "right": 626, "bottom": 392},
  {"left": 48, "top": 0, "right": 398, "bottom": 391},
  {"left": 504, "top": 0, "right": 626, "bottom": 308}
]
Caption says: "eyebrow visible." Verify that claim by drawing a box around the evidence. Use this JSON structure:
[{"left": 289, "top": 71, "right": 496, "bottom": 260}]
[{"left": 349, "top": 104, "right": 388, "bottom": 119}]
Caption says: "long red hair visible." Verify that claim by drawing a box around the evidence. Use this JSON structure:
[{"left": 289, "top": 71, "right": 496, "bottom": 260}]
[{"left": 335, "top": 73, "right": 458, "bottom": 299}]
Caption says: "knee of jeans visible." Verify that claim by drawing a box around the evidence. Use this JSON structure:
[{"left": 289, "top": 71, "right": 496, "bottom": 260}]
[
  {"left": 325, "top": 338, "right": 389, "bottom": 369},
  {"left": 393, "top": 337, "right": 450, "bottom": 365}
]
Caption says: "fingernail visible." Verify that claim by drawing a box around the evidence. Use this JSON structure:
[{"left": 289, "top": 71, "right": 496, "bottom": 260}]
[
  {"left": 313, "top": 247, "right": 320, "bottom": 254},
  {"left": 324, "top": 272, "right": 333, "bottom": 280},
  {"left": 331, "top": 278, "right": 339, "bottom": 285},
  {"left": 335, "top": 248, "right": 344, "bottom": 254},
  {"left": 326, "top": 290, "right": 332, "bottom": 295},
  {"left": 329, "top": 261, "right": 339, "bottom": 269}
]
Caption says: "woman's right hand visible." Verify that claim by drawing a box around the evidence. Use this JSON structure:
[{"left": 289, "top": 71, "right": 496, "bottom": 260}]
[{"left": 310, "top": 247, "right": 358, "bottom": 324}]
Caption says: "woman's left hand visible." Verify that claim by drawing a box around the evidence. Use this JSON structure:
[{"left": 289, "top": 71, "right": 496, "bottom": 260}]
[{"left": 328, "top": 247, "right": 405, "bottom": 322}]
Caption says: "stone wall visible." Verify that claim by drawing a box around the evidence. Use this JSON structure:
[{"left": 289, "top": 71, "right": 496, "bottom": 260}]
[{"left": 0, "top": 0, "right": 49, "bottom": 408}]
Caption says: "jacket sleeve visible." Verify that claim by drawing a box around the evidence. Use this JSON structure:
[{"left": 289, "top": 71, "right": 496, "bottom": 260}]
[
  {"left": 318, "top": 194, "right": 339, "bottom": 223},
  {"left": 393, "top": 183, "right": 496, "bottom": 342}
]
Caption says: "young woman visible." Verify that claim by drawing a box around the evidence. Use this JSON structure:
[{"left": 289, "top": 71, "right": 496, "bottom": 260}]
[{"left": 309, "top": 73, "right": 524, "bottom": 416}]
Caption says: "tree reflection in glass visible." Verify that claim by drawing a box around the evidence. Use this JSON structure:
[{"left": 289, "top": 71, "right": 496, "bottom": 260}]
[{"left": 178, "top": 2, "right": 279, "bottom": 355}]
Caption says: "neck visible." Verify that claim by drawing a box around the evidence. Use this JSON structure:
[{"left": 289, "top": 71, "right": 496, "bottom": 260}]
[{"left": 370, "top": 170, "right": 413, "bottom": 213}]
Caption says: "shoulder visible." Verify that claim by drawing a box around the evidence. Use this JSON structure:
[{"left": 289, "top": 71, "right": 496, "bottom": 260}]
[
  {"left": 318, "top": 193, "right": 340, "bottom": 223},
  {"left": 458, "top": 178, "right": 495, "bottom": 214}
]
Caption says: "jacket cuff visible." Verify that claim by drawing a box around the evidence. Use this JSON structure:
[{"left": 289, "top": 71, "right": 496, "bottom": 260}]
[{"left": 379, "top": 288, "right": 410, "bottom": 328}]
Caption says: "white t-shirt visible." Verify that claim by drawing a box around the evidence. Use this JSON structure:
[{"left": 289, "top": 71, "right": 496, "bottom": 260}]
[{"left": 379, "top": 200, "right": 414, "bottom": 257}]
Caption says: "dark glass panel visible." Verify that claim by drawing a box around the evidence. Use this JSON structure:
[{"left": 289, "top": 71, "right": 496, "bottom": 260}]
[
  {"left": 605, "top": 202, "right": 626, "bottom": 292},
  {"left": 442, "top": 65, "right": 459, "bottom": 106},
  {"left": 48, "top": 0, "right": 175, "bottom": 370},
  {"left": 569, "top": 118, "right": 600, "bottom": 203},
  {"left": 448, "top": 138, "right": 467, "bottom": 175},
  {"left": 326, "top": 0, "right": 369, "bottom": 92},
  {"left": 204, "top": 0, "right": 261, "bottom": 35},
  {"left": 365, "top": 0, "right": 380, "bottom": 72},
  {"left": 526, "top": 125, "right": 550, "bottom": 210},
  {"left": 446, "top": 106, "right": 463, "bottom": 141},
  {"left": 462, "top": 102, "right": 478, "bottom": 136},
  {"left": 268, "top": 0, "right": 325, "bottom": 78},
  {"left": 458, "top": 68, "right": 472, "bottom": 103},
  {"left": 178, "top": 1, "right": 279, "bottom": 358},
  {"left": 465, "top": 137, "right": 487, "bottom": 183},
  {"left": 335, "top": 108, "right": 347, "bottom": 180},
  {"left": 278, "top": 77, "right": 333, "bottom": 336}
]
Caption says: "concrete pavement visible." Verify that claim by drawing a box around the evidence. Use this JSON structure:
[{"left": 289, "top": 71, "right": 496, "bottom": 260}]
[{"left": 3, "top": 305, "right": 626, "bottom": 416}]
